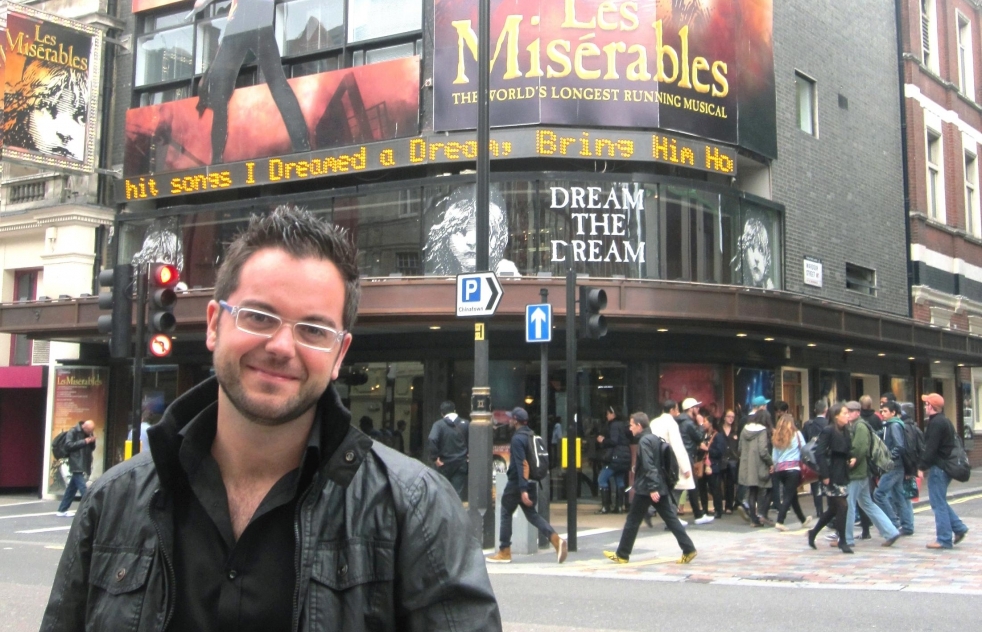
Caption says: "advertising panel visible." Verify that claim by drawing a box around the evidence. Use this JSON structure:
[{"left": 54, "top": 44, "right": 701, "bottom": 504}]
[
  {"left": 1, "top": 3, "right": 103, "bottom": 172},
  {"left": 48, "top": 367, "right": 109, "bottom": 493},
  {"left": 124, "top": 56, "right": 420, "bottom": 177},
  {"left": 433, "top": 0, "right": 775, "bottom": 158}
]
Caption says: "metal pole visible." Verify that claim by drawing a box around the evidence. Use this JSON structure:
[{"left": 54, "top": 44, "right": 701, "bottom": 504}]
[
  {"left": 467, "top": 0, "right": 495, "bottom": 549},
  {"left": 538, "top": 288, "right": 550, "bottom": 546},
  {"left": 130, "top": 264, "right": 146, "bottom": 456},
  {"left": 565, "top": 247, "right": 578, "bottom": 551}
]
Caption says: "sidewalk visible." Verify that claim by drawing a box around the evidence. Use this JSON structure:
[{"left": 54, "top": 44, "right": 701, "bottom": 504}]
[{"left": 488, "top": 468, "right": 982, "bottom": 596}]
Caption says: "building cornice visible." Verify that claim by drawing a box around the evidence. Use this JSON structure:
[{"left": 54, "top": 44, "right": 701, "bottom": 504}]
[{"left": 0, "top": 205, "right": 115, "bottom": 235}]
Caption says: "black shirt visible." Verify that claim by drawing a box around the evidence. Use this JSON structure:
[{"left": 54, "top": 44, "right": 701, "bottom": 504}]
[{"left": 168, "top": 400, "right": 346, "bottom": 632}]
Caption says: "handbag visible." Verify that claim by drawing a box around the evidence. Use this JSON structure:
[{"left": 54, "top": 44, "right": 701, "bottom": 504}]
[
  {"left": 903, "top": 476, "right": 919, "bottom": 500},
  {"left": 943, "top": 441, "right": 972, "bottom": 483},
  {"left": 796, "top": 434, "right": 819, "bottom": 485},
  {"left": 692, "top": 459, "right": 705, "bottom": 479}
]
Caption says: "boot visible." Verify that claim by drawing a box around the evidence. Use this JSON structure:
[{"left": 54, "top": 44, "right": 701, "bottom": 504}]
[
  {"left": 596, "top": 488, "right": 612, "bottom": 514},
  {"left": 613, "top": 488, "right": 625, "bottom": 514},
  {"left": 486, "top": 547, "right": 511, "bottom": 563},
  {"left": 550, "top": 533, "right": 568, "bottom": 563}
]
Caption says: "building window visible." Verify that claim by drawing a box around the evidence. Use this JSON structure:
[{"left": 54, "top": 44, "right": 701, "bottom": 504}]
[
  {"left": 927, "top": 128, "right": 944, "bottom": 222},
  {"left": 922, "top": 0, "right": 939, "bottom": 72},
  {"left": 957, "top": 13, "right": 975, "bottom": 99},
  {"left": 845, "top": 263, "right": 876, "bottom": 296},
  {"left": 966, "top": 151, "right": 980, "bottom": 237},
  {"left": 396, "top": 252, "right": 420, "bottom": 275},
  {"left": 795, "top": 72, "right": 816, "bottom": 136},
  {"left": 133, "top": 0, "right": 423, "bottom": 106},
  {"left": 11, "top": 270, "right": 39, "bottom": 365}
]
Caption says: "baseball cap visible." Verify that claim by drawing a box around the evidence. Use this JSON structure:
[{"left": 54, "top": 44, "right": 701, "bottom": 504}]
[
  {"left": 921, "top": 393, "right": 944, "bottom": 410},
  {"left": 680, "top": 397, "right": 701, "bottom": 411},
  {"left": 510, "top": 407, "right": 529, "bottom": 422},
  {"left": 750, "top": 395, "right": 770, "bottom": 407},
  {"left": 844, "top": 400, "right": 862, "bottom": 411}
]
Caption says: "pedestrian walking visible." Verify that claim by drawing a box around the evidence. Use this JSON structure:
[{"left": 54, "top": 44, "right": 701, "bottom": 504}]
[
  {"left": 872, "top": 400, "right": 914, "bottom": 536},
  {"left": 802, "top": 399, "right": 829, "bottom": 519},
  {"left": 918, "top": 393, "right": 969, "bottom": 549},
  {"left": 771, "top": 413, "right": 812, "bottom": 530},
  {"left": 487, "top": 408, "right": 568, "bottom": 564},
  {"left": 55, "top": 420, "right": 96, "bottom": 517},
  {"left": 604, "top": 412, "right": 697, "bottom": 564},
  {"left": 428, "top": 400, "right": 469, "bottom": 500},
  {"left": 808, "top": 403, "right": 854, "bottom": 553},
  {"left": 843, "top": 401, "right": 900, "bottom": 548}
]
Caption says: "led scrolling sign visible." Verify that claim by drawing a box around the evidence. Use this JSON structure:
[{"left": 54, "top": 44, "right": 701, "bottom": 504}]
[{"left": 119, "top": 127, "right": 736, "bottom": 202}]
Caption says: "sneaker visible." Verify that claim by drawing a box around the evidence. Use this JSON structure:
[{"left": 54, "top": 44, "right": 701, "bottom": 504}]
[
  {"left": 954, "top": 530, "right": 968, "bottom": 545},
  {"left": 825, "top": 533, "right": 839, "bottom": 541},
  {"left": 664, "top": 520, "right": 688, "bottom": 531},
  {"left": 774, "top": 522, "right": 788, "bottom": 532},
  {"left": 694, "top": 516, "right": 714, "bottom": 525},
  {"left": 900, "top": 529, "right": 915, "bottom": 536},
  {"left": 678, "top": 551, "right": 698, "bottom": 564},
  {"left": 736, "top": 506, "right": 751, "bottom": 523},
  {"left": 55, "top": 511, "right": 74, "bottom": 518},
  {"left": 550, "top": 534, "right": 568, "bottom": 564},
  {"left": 486, "top": 548, "right": 512, "bottom": 563},
  {"left": 604, "top": 550, "right": 628, "bottom": 564},
  {"left": 801, "top": 516, "right": 814, "bottom": 529}
]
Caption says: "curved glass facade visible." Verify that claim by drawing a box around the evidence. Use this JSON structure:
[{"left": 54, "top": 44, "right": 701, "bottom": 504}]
[{"left": 118, "top": 173, "right": 783, "bottom": 290}]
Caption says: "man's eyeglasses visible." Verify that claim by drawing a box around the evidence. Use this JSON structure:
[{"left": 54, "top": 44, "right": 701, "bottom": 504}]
[{"left": 219, "top": 301, "right": 345, "bottom": 352}]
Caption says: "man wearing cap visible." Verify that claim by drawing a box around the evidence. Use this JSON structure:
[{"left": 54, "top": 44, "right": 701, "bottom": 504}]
[
  {"left": 918, "top": 393, "right": 969, "bottom": 549},
  {"left": 487, "top": 407, "right": 568, "bottom": 564},
  {"left": 843, "top": 400, "right": 900, "bottom": 548},
  {"left": 677, "top": 398, "right": 712, "bottom": 524}
]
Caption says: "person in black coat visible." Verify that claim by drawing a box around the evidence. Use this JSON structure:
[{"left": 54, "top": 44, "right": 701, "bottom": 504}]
[
  {"left": 807, "top": 403, "right": 854, "bottom": 553},
  {"left": 55, "top": 420, "right": 96, "bottom": 516},
  {"left": 918, "top": 393, "right": 968, "bottom": 549},
  {"left": 604, "top": 412, "right": 697, "bottom": 564},
  {"left": 802, "top": 399, "right": 829, "bottom": 519},
  {"left": 595, "top": 406, "right": 631, "bottom": 514}
]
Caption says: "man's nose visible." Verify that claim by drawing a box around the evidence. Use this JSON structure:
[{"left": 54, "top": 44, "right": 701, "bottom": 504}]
[{"left": 264, "top": 323, "right": 297, "bottom": 354}]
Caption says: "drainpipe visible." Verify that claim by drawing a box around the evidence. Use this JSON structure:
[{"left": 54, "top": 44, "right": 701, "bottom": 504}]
[{"left": 896, "top": 0, "right": 914, "bottom": 318}]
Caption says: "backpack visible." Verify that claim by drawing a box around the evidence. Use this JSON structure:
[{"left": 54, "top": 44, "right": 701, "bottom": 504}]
[
  {"left": 659, "top": 438, "right": 680, "bottom": 490},
  {"left": 51, "top": 429, "right": 70, "bottom": 460},
  {"left": 860, "top": 420, "right": 894, "bottom": 477},
  {"left": 900, "top": 421, "right": 926, "bottom": 475},
  {"left": 525, "top": 432, "right": 550, "bottom": 482},
  {"left": 944, "top": 439, "right": 972, "bottom": 483}
]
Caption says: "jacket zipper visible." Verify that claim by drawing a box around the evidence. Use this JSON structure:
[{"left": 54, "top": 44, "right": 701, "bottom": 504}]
[
  {"left": 291, "top": 482, "right": 316, "bottom": 632},
  {"left": 149, "top": 489, "right": 177, "bottom": 632}
]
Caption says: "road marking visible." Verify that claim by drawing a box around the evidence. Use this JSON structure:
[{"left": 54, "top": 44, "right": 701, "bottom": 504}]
[
  {"left": 0, "top": 500, "right": 44, "bottom": 508},
  {"left": 558, "top": 527, "right": 619, "bottom": 540},
  {"left": 0, "top": 512, "right": 57, "bottom": 520},
  {"left": 17, "top": 526, "right": 71, "bottom": 534}
]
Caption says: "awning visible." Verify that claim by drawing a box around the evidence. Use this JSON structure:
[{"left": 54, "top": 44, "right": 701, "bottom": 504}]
[{"left": 0, "top": 365, "right": 45, "bottom": 388}]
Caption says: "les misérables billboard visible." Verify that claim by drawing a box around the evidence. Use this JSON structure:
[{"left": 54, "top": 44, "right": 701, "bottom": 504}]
[
  {"left": 1, "top": 3, "right": 103, "bottom": 173},
  {"left": 433, "top": 0, "right": 776, "bottom": 158}
]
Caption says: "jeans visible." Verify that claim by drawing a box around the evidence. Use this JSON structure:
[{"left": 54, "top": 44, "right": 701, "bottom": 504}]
[
  {"left": 698, "top": 472, "right": 722, "bottom": 517},
  {"left": 598, "top": 466, "right": 626, "bottom": 492},
  {"left": 872, "top": 466, "right": 914, "bottom": 533},
  {"left": 616, "top": 491, "right": 695, "bottom": 559},
  {"left": 774, "top": 470, "right": 807, "bottom": 525},
  {"left": 57, "top": 472, "right": 87, "bottom": 513},
  {"left": 927, "top": 466, "right": 968, "bottom": 548},
  {"left": 845, "top": 478, "right": 899, "bottom": 545},
  {"left": 499, "top": 484, "right": 556, "bottom": 548},
  {"left": 437, "top": 459, "right": 468, "bottom": 501}
]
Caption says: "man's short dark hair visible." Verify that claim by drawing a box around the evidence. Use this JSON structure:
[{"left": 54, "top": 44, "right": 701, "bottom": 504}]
[
  {"left": 880, "top": 401, "right": 901, "bottom": 416},
  {"left": 662, "top": 399, "right": 677, "bottom": 414},
  {"left": 630, "top": 412, "right": 649, "bottom": 427},
  {"left": 814, "top": 398, "right": 828, "bottom": 415},
  {"left": 881, "top": 392, "right": 897, "bottom": 402},
  {"left": 440, "top": 400, "right": 456, "bottom": 416},
  {"left": 214, "top": 205, "right": 361, "bottom": 330},
  {"left": 775, "top": 400, "right": 789, "bottom": 413}
]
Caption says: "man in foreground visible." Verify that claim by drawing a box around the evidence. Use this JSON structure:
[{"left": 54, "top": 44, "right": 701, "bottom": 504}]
[
  {"left": 486, "top": 407, "right": 567, "bottom": 564},
  {"left": 41, "top": 207, "right": 500, "bottom": 631},
  {"left": 605, "top": 412, "right": 697, "bottom": 565}
]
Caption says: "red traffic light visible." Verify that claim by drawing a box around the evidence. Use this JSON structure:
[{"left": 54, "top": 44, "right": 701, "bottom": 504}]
[
  {"left": 150, "top": 263, "right": 179, "bottom": 288},
  {"left": 148, "top": 333, "right": 173, "bottom": 357}
]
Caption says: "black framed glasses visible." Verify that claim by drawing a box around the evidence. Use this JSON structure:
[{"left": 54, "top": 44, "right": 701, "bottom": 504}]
[{"left": 219, "top": 301, "right": 345, "bottom": 352}]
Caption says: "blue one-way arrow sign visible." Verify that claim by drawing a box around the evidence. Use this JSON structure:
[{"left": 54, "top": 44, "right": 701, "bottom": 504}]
[{"left": 525, "top": 303, "right": 552, "bottom": 343}]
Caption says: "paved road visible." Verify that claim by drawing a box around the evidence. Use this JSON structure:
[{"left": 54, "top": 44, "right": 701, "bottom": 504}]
[{"left": 2, "top": 480, "right": 979, "bottom": 632}]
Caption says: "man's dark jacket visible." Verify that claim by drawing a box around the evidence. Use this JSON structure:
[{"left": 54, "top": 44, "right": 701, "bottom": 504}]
[
  {"left": 40, "top": 377, "right": 501, "bottom": 632},
  {"left": 63, "top": 423, "right": 95, "bottom": 475},
  {"left": 427, "top": 414, "right": 469, "bottom": 464},
  {"left": 802, "top": 415, "right": 828, "bottom": 443},
  {"left": 675, "top": 413, "right": 703, "bottom": 461},
  {"left": 918, "top": 411, "right": 956, "bottom": 471},
  {"left": 633, "top": 427, "right": 670, "bottom": 497}
]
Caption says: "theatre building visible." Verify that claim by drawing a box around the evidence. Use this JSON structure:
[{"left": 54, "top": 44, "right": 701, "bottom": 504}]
[{"left": 2, "top": 0, "right": 980, "bottom": 491}]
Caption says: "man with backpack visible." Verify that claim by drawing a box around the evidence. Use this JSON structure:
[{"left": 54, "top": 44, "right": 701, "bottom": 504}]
[
  {"left": 605, "top": 412, "right": 697, "bottom": 565},
  {"left": 54, "top": 419, "right": 96, "bottom": 517},
  {"left": 843, "top": 401, "right": 900, "bottom": 548},
  {"left": 803, "top": 399, "right": 829, "bottom": 519},
  {"left": 487, "top": 407, "right": 567, "bottom": 564},
  {"left": 918, "top": 393, "right": 969, "bottom": 550},
  {"left": 872, "top": 401, "right": 915, "bottom": 536}
]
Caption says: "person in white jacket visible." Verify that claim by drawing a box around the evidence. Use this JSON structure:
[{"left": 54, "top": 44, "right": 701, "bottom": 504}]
[{"left": 648, "top": 399, "right": 694, "bottom": 526}]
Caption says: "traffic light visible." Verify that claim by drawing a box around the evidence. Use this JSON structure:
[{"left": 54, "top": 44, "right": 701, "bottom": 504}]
[
  {"left": 578, "top": 286, "right": 607, "bottom": 339},
  {"left": 147, "top": 263, "right": 179, "bottom": 356},
  {"left": 97, "top": 264, "right": 133, "bottom": 358}
]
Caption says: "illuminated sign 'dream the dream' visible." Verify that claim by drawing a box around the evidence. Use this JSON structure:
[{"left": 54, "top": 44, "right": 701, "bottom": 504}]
[{"left": 119, "top": 127, "right": 737, "bottom": 202}]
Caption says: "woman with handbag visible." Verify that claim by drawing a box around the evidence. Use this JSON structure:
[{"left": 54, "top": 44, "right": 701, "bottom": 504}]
[
  {"left": 771, "top": 413, "right": 813, "bottom": 530},
  {"left": 595, "top": 406, "right": 631, "bottom": 514},
  {"left": 699, "top": 410, "right": 725, "bottom": 519},
  {"left": 807, "top": 403, "right": 855, "bottom": 553}
]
